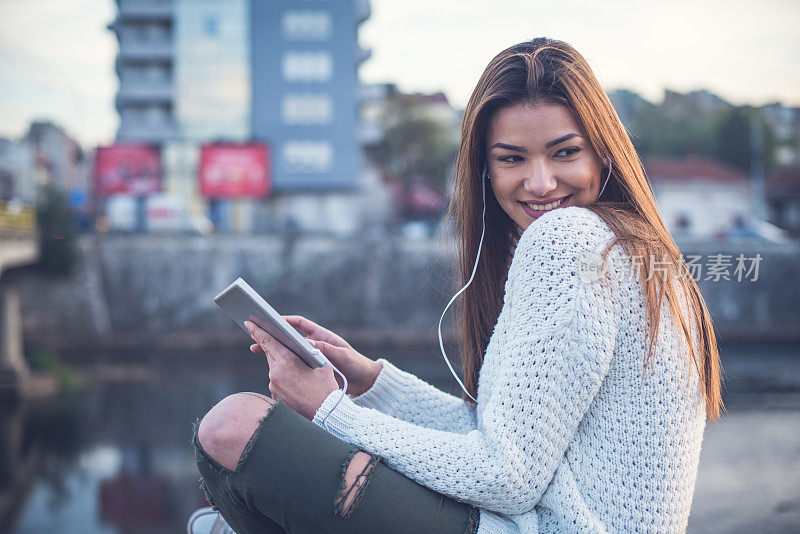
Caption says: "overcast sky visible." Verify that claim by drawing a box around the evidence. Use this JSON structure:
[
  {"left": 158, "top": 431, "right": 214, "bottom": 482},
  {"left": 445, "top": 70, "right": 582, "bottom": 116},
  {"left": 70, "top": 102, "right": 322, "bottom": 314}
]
[{"left": 1, "top": 0, "right": 798, "bottom": 147}]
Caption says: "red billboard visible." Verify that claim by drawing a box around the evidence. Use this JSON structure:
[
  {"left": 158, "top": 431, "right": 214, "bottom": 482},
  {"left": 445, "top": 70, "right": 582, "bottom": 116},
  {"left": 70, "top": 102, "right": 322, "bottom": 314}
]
[
  {"left": 94, "top": 144, "right": 162, "bottom": 196},
  {"left": 199, "top": 143, "right": 270, "bottom": 199}
]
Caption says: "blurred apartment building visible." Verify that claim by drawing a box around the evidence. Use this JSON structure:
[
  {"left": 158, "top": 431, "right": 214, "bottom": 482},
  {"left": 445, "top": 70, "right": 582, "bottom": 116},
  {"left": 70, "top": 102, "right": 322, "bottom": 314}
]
[
  {"left": 0, "top": 140, "right": 36, "bottom": 207},
  {"left": 106, "top": 0, "right": 380, "bottom": 234},
  {"left": 0, "top": 120, "right": 94, "bottom": 250},
  {"left": 0, "top": 121, "right": 90, "bottom": 210}
]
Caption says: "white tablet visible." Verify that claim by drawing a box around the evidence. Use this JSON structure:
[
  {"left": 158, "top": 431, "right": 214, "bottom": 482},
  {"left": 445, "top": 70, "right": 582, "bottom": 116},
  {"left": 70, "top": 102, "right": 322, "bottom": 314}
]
[{"left": 214, "top": 278, "right": 329, "bottom": 368}]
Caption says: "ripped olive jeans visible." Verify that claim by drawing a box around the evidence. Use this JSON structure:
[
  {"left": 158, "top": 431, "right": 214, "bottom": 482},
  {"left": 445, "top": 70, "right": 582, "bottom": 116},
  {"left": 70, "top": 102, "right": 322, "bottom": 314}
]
[{"left": 192, "top": 397, "right": 481, "bottom": 534}]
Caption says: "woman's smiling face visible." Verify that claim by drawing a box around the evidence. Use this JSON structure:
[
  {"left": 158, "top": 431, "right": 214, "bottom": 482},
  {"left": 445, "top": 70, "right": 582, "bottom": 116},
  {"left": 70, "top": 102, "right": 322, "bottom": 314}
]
[{"left": 485, "top": 101, "right": 604, "bottom": 230}]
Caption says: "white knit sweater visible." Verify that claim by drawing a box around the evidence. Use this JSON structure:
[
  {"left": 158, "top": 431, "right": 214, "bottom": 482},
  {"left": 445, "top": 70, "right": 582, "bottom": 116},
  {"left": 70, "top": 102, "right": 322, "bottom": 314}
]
[{"left": 313, "top": 206, "right": 707, "bottom": 533}]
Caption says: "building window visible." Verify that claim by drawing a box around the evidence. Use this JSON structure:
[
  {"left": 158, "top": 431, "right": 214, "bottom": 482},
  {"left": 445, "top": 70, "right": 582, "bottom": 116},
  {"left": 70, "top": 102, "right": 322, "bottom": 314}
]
[
  {"left": 281, "top": 11, "right": 332, "bottom": 41},
  {"left": 140, "top": 105, "right": 169, "bottom": 126},
  {"left": 282, "top": 140, "right": 333, "bottom": 173},
  {"left": 133, "top": 25, "right": 150, "bottom": 41},
  {"left": 282, "top": 51, "right": 332, "bottom": 82},
  {"left": 281, "top": 93, "right": 333, "bottom": 125}
]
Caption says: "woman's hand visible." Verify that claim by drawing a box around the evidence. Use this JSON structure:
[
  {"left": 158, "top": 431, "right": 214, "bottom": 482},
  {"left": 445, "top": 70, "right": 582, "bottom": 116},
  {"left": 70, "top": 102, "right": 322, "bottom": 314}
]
[
  {"left": 249, "top": 315, "right": 382, "bottom": 397},
  {"left": 245, "top": 320, "right": 339, "bottom": 421}
]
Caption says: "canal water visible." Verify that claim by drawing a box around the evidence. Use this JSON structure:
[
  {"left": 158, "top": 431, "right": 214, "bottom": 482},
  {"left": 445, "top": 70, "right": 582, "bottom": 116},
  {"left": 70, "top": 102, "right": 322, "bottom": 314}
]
[{"left": 3, "top": 343, "right": 800, "bottom": 533}]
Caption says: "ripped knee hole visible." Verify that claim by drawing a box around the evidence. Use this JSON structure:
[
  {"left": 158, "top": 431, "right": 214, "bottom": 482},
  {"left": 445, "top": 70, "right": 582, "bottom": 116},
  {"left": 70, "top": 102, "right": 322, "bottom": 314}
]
[{"left": 334, "top": 451, "right": 380, "bottom": 518}]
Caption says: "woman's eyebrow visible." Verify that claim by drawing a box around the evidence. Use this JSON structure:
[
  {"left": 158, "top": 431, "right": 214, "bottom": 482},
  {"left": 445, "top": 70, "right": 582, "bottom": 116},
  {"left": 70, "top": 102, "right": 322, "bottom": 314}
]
[
  {"left": 544, "top": 133, "right": 581, "bottom": 148},
  {"left": 489, "top": 133, "right": 582, "bottom": 153},
  {"left": 489, "top": 142, "right": 527, "bottom": 152}
]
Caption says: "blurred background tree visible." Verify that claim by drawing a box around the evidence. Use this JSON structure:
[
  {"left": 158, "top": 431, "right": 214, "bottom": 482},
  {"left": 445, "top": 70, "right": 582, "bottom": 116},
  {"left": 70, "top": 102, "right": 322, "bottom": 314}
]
[
  {"left": 611, "top": 89, "right": 779, "bottom": 174},
  {"left": 36, "top": 183, "right": 79, "bottom": 277},
  {"left": 364, "top": 92, "right": 459, "bottom": 221}
]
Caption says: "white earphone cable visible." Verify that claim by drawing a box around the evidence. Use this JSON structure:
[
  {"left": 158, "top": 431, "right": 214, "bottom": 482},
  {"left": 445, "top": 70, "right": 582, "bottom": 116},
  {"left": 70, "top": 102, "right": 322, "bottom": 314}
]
[
  {"left": 598, "top": 157, "right": 612, "bottom": 199},
  {"left": 436, "top": 158, "right": 612, "bottom": 403},
  {"left": 318, "top": 358, "right": 348, "bottom": 433},
  {"left": 436, "top": 172, "right": 487, "bottom": 403}
]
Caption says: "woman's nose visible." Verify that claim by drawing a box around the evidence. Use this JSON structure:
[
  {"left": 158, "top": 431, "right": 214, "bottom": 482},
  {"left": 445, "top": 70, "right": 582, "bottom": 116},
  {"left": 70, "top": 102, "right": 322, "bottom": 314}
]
[{"left": 523, "top": 162, "right": 558, "bottom": 198}]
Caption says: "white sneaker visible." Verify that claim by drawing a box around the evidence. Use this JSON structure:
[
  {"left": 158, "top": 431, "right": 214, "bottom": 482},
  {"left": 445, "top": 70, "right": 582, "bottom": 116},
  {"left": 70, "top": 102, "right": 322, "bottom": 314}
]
[{"left": 187, "top": 506, "right": 236, "bottom": 534}]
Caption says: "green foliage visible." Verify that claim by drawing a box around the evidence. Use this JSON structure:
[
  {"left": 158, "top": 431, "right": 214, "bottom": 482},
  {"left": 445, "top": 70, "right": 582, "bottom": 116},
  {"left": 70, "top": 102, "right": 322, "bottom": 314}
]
[
  {"left": 29, "top": 348, "right": 87, "bottom": 393},
  {"left": 715, "top": 107, "right": 750, "bottom": 170},
  {"left": 364, "top": 95, "right": 459, "bottom": 194},
  {"left": 28, "top": 347, "right": 59, "bottom": 371},
  {"left": 36, "top": 183, "right": 79, "bottom": 277},
  {"left": 626, "top": 103, "right": 718, "bottom": 157},
  {"left": 613, "top": 90, "right": 779, "bottom": 173},
  {"left": 760, "top": 116, "right": 779, "bottom": 175},
  {"left": 713, "top": 107, "right": 778, "bottom": 173}
]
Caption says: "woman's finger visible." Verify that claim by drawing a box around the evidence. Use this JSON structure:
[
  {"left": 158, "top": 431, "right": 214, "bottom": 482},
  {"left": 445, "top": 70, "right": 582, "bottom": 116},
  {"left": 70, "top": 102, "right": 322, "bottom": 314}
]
[
  {"left": 284, "top": 315, "right": 347, "bottom": 347},
  {"left": 309, "top": 339, "right": 347, "bottom": 364},
  {"left": 246, "top": 321, "right": 294, "bottom": 361},
  {"left": 283, "top": 315, "right": 311, "bottom": 334},
  {"left": 284, "top": 315, "right": 335, "bottom": 341}
]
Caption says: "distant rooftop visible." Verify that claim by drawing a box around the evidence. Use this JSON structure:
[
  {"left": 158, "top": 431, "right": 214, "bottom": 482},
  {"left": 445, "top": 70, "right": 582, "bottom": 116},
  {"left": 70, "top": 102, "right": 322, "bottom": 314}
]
[
  {"left": 644, "top": 155, "right": 748, "bottom": 183},
  {"left": 407, "top": 92, "right": 450, "bottom": 107}
]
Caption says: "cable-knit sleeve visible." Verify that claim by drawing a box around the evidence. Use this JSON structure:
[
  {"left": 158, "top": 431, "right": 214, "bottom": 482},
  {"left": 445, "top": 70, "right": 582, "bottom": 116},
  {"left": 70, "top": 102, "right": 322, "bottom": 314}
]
[
  {"left": 347, "top": 357, "right": 478, "bottom": 434},
  {"left": 312, "top": 207, "right": 620, "bottom": 516}
]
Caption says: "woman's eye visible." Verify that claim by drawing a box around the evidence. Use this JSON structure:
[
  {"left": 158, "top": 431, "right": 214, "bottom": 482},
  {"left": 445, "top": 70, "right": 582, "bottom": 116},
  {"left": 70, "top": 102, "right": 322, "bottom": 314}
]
[
  {"left": 498, "top": 155, "right": 522, "bottom": 163},
  {"left": 555, "top": 147, "right": 581, "bottom": 158}
]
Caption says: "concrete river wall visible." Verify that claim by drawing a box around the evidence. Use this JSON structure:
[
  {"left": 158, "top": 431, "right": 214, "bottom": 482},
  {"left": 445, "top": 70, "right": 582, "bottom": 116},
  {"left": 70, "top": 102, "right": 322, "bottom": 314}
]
[{"left": 8, "top": 233, "right": 800, "bottom": 352}]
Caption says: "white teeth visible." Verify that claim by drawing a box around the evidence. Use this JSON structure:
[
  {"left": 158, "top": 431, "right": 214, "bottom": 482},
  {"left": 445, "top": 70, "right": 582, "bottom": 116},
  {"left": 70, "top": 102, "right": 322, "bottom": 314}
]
[{"left": 526, "top": 197, "right": 564, "bottom": 211}]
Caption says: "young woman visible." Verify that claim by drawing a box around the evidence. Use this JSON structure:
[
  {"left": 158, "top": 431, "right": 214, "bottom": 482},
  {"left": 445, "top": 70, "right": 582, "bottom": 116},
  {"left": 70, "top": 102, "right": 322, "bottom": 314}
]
[{"left": 191, "top": 37, "right": 723, "bottom": 534}]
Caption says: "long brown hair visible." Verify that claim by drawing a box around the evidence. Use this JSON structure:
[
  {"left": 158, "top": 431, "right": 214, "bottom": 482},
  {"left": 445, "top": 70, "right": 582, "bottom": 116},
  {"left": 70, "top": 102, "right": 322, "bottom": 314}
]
[{"left": 445, "top": 37, "right": 724, "bottom": 421}]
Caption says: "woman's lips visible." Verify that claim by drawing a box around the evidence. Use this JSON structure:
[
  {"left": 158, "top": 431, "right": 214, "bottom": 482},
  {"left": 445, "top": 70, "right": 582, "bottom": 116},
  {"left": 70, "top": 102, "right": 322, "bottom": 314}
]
[{"left": 519, "top": 195, "right": 572, "bottom": 218}]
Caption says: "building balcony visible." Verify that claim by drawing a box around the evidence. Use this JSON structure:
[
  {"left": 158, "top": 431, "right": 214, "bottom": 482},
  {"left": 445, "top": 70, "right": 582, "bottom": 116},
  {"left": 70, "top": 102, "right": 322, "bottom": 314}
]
[
  {"left": 116, "top": 81, "right": 174, "bottom": 105},
  {"left": 117, "top": 0, "right": 173, "bottom": 21},
  {"left": 356, "top": 45, "right": 372, "bottom": 66},
  {"left": 114, "top": 57, "right": 172, "bottom": 78},
  {"left": 118, "top": 40, "right": 173, "bottom": 62}
]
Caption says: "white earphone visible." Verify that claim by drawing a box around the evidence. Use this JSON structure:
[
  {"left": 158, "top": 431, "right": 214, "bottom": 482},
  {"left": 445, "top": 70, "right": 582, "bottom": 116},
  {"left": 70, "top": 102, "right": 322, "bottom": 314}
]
[
  {"left": 597, "top": 156, "right": 613, "bottom": 199},
  {"left": 436, "top": 157, "right": 613, "bottom": 402}
]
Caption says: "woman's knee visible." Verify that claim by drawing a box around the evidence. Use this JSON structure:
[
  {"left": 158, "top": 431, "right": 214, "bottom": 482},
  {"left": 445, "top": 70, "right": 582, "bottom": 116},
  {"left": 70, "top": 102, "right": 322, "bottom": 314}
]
[{"left": 197, "top": 392, "right": 278, "bottom": 472}]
